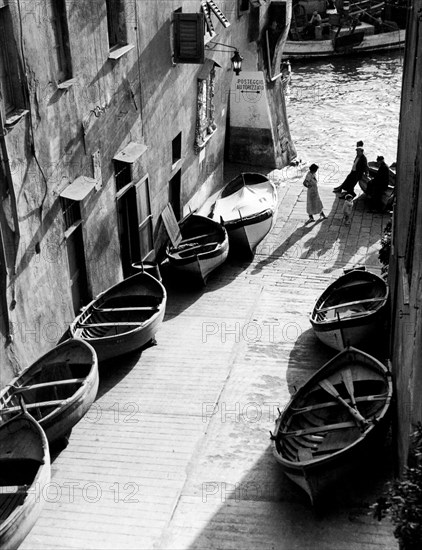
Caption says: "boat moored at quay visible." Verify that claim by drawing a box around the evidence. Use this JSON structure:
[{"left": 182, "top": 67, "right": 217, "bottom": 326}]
[{"left": 284, "top": 0, "right": 406, "bottom": 60}]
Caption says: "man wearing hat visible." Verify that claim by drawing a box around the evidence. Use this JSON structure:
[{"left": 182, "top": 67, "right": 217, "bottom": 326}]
[
  {"left": 333, "top": 145, "right": 368, "bottom": 198},
  {"left": 367, "top": 155, "right": 390, "bottom": 211}
]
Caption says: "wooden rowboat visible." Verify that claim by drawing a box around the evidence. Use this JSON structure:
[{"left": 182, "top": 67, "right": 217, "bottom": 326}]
[
  {"left": 271, "top": 347, "right": 393, "bottom": 504},
  {"left": 166, "top": 214, "right": 229, "bottom": 284},
  {"left": 284, "top": 28, "right": 405, "bottom": 60},
  {"left": 0, "top": 407, "right": 50, "bottom": 550},
  {"left": 69, "top": 272, "right": 167, "bottom": 362},
  {"left": 310, "top": 268, "right": 388, "bottom": 351},
  {"left": 0, "top": 339, "right": 98, "bottom": 445},
  {"left": 204, "top": 173, "right": 278, "bottom": 258}
]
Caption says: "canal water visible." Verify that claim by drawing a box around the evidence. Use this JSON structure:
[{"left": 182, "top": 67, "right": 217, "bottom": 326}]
[{"left": 285, "top": 51, "right": 404, "bottom": 188}]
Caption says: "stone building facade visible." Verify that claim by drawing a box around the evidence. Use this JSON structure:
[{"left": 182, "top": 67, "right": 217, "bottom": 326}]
[
  {"left": 389, "top": 0, "right": 422, "bottom": 470},
  {"left": 0, "top": 0, "right": 295, "bottom": 383}
]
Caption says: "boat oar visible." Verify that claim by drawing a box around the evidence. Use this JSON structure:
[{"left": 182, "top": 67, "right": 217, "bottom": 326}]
[
  {"left": 318, "top": 379, "right": 368, "bottom": 428},
  {"left": 336, "top": 311, "right": 347, "bottom": 349},
  {"left": 342, "top": 369, "right": 357, "bottom": 408}
]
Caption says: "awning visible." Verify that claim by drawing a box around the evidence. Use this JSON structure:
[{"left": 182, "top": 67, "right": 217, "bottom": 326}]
[
  {"left": 202, "top": 1, "right": 230, "bottom": 28},
  {"left": 113, "top": 141, "right": 148, "bottom": 163},
  {"left": 198, "top": 58, "right": 221, "bottom": 79},
  {"left": 60, "top": 176, "right": 97, "bottom": 201}
]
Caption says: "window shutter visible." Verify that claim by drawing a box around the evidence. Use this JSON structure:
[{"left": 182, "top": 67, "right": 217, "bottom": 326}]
[{"left": 174, "top": 13, "right": 205, "bottom": 64}]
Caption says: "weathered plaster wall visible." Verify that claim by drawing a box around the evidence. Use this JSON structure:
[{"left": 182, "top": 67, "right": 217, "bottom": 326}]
[
  {"left": 1, "top": 0, "right": 142, "bottom": 383},
  {"left": 0, "top": 0, "right": 295, "bottom": 385}
]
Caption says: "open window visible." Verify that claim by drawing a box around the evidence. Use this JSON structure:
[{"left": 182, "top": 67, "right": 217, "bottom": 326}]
[
  {"left": 0, "top": 5, "right": 26, "bottom": 121},
  {"left": 238, "top": 0, "right": 250, "bottom": 16},
  {"left": 106, "top": 0, "right": 134, "bottom": 59},
  {"left": 59, "top": 190, "right": 91, "bottom": 313},
  {"left": 49, "top": 0, "right": 73, "bottom": 85},
  {"left": 172, "top": 132, "right": 182, "bottom": 168},
  {"left": 113, "top": 142, "right": 153, "bottom": 274}
]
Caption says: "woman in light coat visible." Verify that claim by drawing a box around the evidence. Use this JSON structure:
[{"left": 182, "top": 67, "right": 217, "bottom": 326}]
[{"left": 303, "top": 163, "right": 326, "bottom": 223}]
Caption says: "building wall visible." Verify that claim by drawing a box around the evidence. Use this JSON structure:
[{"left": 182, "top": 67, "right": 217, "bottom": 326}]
[
  {"left": 0, "top": 0, "right": 295, "bottom": 385},
  {"left": 389, "top": 0, "right": 422, "bottom": 470}
]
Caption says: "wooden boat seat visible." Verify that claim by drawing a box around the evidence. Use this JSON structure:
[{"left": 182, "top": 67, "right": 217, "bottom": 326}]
[
  {"left": 76, "top": 321, "right": 145, "bottom": 328},
  {"left": 101, "top": 295, "right": 161, "bottom": 308},
  {"left": 281, "top": 420, "right": 357, "bottom": 438},
  {"left": 179, "top": 233, "right": 211, "bottom": 244},
  {"left": 291, "top": 393, "right": 388, "bottom": 415},
  {"left": 0, "top": 485, "right": 28, "bottom": 495},
  {"left": 11, "top": 378, "right": 85, "bottom": 393},
  {"left": 93, "top": 306, "right": 159, "bottom": 313},
  {"left": 0, "top": 399, "right": 66, "bottom": 414},
  {"left": 174, "top": 242, "right": 218, "bottom": 254},
  {"left": 316, "top": 296, "right": 385, "bottom": 313}
]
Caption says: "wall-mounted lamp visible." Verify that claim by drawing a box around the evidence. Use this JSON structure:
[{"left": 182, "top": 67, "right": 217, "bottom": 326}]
[{"left": 205, "top": 42, "right": 244, "bottom": 75}]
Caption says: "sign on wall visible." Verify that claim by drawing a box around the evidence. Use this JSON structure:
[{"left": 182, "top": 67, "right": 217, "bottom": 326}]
[{"left": 229, "top": 71, "right": 272, "bottom": 130}]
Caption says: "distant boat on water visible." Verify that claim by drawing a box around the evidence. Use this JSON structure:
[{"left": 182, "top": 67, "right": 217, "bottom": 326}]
[{"left": 284, "top": 0, "right": 406, "bottom": 60}]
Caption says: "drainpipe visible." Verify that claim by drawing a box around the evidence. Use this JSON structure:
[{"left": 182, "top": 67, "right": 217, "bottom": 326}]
[
  {"left": 0, "top": 111, "right": 20, "bottom": 257},
  {"left": 0, "top": 110, "right": 21, "bottom": 344}
]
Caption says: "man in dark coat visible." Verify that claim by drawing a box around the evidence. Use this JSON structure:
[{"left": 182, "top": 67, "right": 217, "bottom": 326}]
[
  {"left": 333, "top": 146, "right": 368, "bottom": 198},
  {"left": 367, "top": 155, "right": 390, "bottom": 211}
]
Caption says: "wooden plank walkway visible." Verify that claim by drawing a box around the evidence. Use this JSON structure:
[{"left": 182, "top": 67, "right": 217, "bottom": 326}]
[{"left": 21, "top": 164, "right": 395, "bottom": 549}]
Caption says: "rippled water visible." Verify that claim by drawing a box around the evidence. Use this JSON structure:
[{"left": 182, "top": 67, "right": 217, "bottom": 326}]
[{"left": 285, "top": 51, "right": 403, "bottom": 187}]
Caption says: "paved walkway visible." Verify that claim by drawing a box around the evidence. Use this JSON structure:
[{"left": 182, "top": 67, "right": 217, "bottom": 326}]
[{"left": 22, "top": 163, "right": 396, "bottom": 550}]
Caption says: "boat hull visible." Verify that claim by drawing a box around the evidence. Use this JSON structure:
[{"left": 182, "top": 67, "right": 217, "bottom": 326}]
[
  {"left": 166, "top": 214, "right": 229, "bottom": 284},
  {"left": 272, "top": 347, "right": 393, "bottom": 504},
  {"left": 69, "top": 272, "right": 167, "bottom": 362},
  {"left": 285, "top": 30, "right": 406, "bottom": 60},
  {"left": 310, "top": 268, "right": 388, "bottom": 351},
  {"left": 0, "top": 339, "right": 99, "bottom": 444},
  {"left": 170, "top": 248, "right": 229, "bottom": 282},
  {"left": 0, "top": 412, "right": 50, "bottom": 550},
  {"left": 206, "top": 173, "right": 278, "bottom": 258},
  {"left": 224, "top": 210, "right": 275, "bottom": 257}
]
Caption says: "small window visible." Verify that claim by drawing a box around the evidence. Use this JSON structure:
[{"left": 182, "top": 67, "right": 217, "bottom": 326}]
[
  {"left": 169, "top": 170, "right": 181, "bottom": 221},
  {"left": 106, "top": 0, "right": 127, "bottom": 49},
  {"left": 172, "top": 132, "right": 182, "bottom": 165},
  {"left": 50, "top": 0, "right": 72, "bottom": 83},
  {"left": 136, "top": 177, "right": 154, "bottom": 259},
  {"left": 114, "top": 160, "right": 132, "bottom": 192},
  {"left": 0, "top": 6, "right": 25, "bottom": 116},
  {"left": 61, "top": 197, "right": 81, "bottom": 231},
  {"left": 173, "top": 12, "right": 205, "bottom": 64},
  {"left": 238, "top": 0, "right": 250, "bottom": 15}
]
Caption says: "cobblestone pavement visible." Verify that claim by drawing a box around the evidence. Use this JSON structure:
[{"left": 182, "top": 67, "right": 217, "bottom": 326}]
[{"left": 22, "top": 163, "right": 396, "bottom": 550}]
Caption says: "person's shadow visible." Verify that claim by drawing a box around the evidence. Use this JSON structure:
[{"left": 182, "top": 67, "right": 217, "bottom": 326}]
[{"left": 251, "top": 218, "right": 326, "bottom": 275}]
